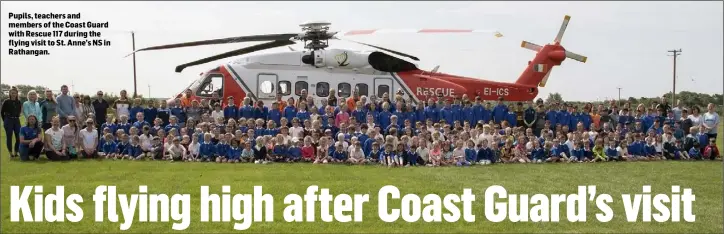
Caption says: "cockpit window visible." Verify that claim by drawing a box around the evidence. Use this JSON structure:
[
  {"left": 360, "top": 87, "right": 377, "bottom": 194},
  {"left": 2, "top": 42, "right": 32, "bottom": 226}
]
[{"left": 196, "top": 74, "right": 223, "bottom": 98}]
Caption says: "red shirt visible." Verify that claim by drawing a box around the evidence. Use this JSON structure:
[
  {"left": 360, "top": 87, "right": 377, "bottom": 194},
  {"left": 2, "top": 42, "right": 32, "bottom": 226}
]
[{"left": 301, "top": 146, "right": 315, "bottom": 160}]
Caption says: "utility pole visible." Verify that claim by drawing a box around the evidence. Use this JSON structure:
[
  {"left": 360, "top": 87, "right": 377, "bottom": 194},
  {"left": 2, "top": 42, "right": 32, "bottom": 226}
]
[
  {"left": 667, "top": 49, "right": 682, "bottom": 105},
  {"left": 132, "top": 31, "right": 138, "bottom": 98},
  {"left": 148, "top": 84, "right": 151, "bottom": 98},
  {"left": 616, "top": 87, "right": 622, "bottom": 105}
]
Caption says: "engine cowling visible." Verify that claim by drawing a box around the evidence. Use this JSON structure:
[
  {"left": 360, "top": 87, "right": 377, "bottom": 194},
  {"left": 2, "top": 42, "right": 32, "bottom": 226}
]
[
  {"left": 308, "top": 49, "right": 371, "bottom": 69},
  {"left": 301, "top": 49, "right": 419, "bottom": 72}
]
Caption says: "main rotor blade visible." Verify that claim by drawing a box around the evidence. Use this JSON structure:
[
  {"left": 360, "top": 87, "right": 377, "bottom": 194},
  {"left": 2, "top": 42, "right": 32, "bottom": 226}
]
[
  {"left": 341, "top": 29, "right": 503, "bottom": 38},
  {"left": 125, "top": 33, "right": 298, "bottom": 57},
  {"left": 174, "top": 40, "right": 296, "bottom": 73},
  {"left": 565, "top": 51, "right": 587, "bottom": 63},
  {"left": 554, "top": 15, "right": 570, "bottom": 43},
  {"left": 343, "top": 39, "right": 420, "bottom": 61}
]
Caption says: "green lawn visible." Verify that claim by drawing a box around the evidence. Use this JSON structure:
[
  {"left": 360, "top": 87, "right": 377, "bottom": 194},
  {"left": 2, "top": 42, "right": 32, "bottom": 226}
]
[{"left": 1, "top": 124, "right": 722, "bottom": 233}]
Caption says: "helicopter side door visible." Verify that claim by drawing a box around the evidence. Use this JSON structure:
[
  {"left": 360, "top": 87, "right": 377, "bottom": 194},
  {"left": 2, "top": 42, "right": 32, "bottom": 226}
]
[{"left": 257, "top": 73, "right": 278, "bottom": 100}]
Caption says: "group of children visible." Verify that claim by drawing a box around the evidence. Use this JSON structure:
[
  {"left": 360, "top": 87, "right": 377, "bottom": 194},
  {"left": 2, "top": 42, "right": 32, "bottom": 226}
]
[{"left": 80, "top": 94, "right": 720, "bottom": 167}]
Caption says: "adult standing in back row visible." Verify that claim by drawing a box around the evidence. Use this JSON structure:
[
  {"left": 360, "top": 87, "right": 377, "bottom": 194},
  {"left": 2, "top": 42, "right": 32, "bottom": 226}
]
[
  {"left": 92, "top": 90, "right": 109, "bottom": 130},
  {"left": 40, "top": 90, "right": 58, "bottom": 130},
  {"left": 113, "top": 90, "right": 131, "bottom": 120},
  {"left": 56, "top": 85, "right": 76, "bottom": 126},
  {"left": 1, "top": 87, "right": 22, "bottom": 158}
]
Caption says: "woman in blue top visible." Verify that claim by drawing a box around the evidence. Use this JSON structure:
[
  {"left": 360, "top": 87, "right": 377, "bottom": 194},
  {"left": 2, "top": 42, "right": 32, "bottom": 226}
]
[{"left": 19, "top": 114, "right": 43, "bottom": 161}]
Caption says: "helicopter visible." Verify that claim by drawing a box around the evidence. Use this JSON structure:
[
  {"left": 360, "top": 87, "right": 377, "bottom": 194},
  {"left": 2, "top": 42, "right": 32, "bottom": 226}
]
[{"left": 128, "top": 15, "right": 586, "bottom": 107}]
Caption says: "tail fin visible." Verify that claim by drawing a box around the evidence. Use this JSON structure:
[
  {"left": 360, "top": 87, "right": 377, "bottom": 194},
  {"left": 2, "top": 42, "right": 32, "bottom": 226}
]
[{"left": 514, "top": 15, "right": 587, "bottom": 87}]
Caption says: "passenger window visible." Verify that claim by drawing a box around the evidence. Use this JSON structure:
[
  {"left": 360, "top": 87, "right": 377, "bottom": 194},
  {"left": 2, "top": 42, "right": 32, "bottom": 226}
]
[
  {"left": 338, "top": 83, "right": 351, "bottom": 98},
  {"left": 259, "top": 80, "right": 274, "bottom": 94},
  {"left": 377, "top": 85, "right": 389, "bottom": 98},
  {"left": 278, "top": 81, "right": 291, "bottom": 95},
  {"left": 197, "top": 74, "right": 223, "bottom": 97},
  {"left": 295, "top": 81, "right": 308, "bottom": 96},
  {"left": 316, "top": 82, "right": 330, "bottom": 97},
  {"left": 355, "top": 84, "right": 368, "bottom": 97}
]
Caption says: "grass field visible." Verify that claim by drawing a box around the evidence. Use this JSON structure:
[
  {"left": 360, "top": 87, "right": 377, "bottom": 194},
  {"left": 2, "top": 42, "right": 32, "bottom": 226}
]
[{"left": 1, "top": 124, "right": 722, "bottom": 233}]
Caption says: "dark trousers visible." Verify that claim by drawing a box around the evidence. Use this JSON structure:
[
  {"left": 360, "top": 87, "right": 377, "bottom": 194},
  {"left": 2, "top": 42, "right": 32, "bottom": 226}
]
[
  {"left": 59, "top": 117, "right": 68, "bottom": 127},
  {"left": 19, "top": 143, "right": 43, "bottom": 161},
  {"left": 46, "top": 150, "right": 69, "bottom": 161},
  {"left": 3, "top": 117, "right": 21, "bottom": 154}
]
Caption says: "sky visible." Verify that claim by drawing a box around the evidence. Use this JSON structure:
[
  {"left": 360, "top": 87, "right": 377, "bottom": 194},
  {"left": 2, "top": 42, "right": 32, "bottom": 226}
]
[{"left": 1, "top": 1, "right": 722, "bottom": 101}]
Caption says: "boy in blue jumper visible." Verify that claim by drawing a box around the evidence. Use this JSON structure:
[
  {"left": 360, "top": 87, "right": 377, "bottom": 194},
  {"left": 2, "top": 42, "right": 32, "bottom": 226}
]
[
  {"left": 199, "top": 133, "right": 216, "bottom": 162},
  {"left": 223, "top": 96, "right": 238, "bottom": 121},
  {"left": 239, "top": 98, "right": 255, "bottom": 119},
  {"left": 605, "top": 140, "right": 621, "bottom": 161},
  {"left": 286, "top": 140, "right": 302, "bottom": 162},
  {"left": 492, "top": 97, "right": 508, "bottom": 124},
  {"left": 123, "top": 135, "right": 143, "bottom": 160},
  {"left": 226, "top": 140, "right": 242, "bottom": 163},
  {"left": 100, "top": 133, "right": 117, "bottom": 159}
]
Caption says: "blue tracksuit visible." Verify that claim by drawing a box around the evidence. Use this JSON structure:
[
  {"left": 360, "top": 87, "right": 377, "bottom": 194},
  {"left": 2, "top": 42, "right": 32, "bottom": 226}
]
[
  {"left": 606, "top": 147, "right": 619, "bottom": 159},
  {"left": 101, "top": 123, "right": 117, "bottom": 135},
  {"left": 558, "top": 111, "right": 570, "bottom": 128},
  {"left": 464, "top": 148, "right": 477, "bottom": 162},
  {"left": 424, "top": 105, "right": 439, "bottom": 123},
  {"left": 580, "top": 113, "right": 592, "bottom": 130},
  {"left": 170, "top": 107, "right": 185, "bottom": 123},
  {"left": 117, "top": 123, "right": 131, "bottom": 134},
  {"left": 129, "top": 106, "right": 144, "bottom": 123},
  {"left": 216, "top": 143, "right": 229, "bottom": 158},
  {"left": 273, "top": 145, "right": 287, "bottom": 157},
  {"left": 200, "top": 142, "right": 216, "bottom": 159},
  {"left": 492, "top": 104, "right": 508, "bottom": 124},
  {"left": 283, "top": 106, "right": 297, "bottom": 123},
  {"left": 352, "top": 110, "right": 367, "bottom": 124},
  {"left": 224, "top": 105, "right": 238, "bottom": 120},
  {"left": 227, "top": 147, "right": 242, "bottom": 160},
  {"left": 473, "top": 104, "right": 485, "bottom": 124},
  {"left": 101, "top": 141, "right": 117, "bottom": 155},
  {"left": 367, "top": 150, "right": 381, "bottom": 160},
  {"left": 239, "top": 105, "right": 254, "bottom": 119},
  {"left": 144, "top": 108, "right": 157, "bottom": 124},
  {"left": 268, "top": 109, "right": 281, "bottom": 126},
  {"left": 378, "top": 111, "right": 392, "bottom": 129},
  {"left": 546, "top": 110, "right": 558, "bottom": 128},
  {"left": 571, "top": 148, "right": 585, "bottom": 161},
  {"left": 287, "top": 146, "right": 302, "bottom": 160},
  {"left": 392, "top": 110, "right": 405, "bottom": 126},
  {"left": 506, "top": 112, "right": 517, "bottom": 127},
  {"left": 531, "top": 148, "right": 546, "bottom": 160},
  {"left": 254, "top": 106, "right": 269, "bottom": 120},
  {"left": 333, "top": 151, "right": 347, "bottom": 161},
  {"left": 296, "top": 111, "right": 310, "bottom": 123},
  {"left": 440, "top": 107, "right": 455, "bottom": 124},
  {"left": 124, "top": 144, "right": 143, "bottom": 158},
  {"left": 476, "top": 147, "right": 493, "bottom": 161}
]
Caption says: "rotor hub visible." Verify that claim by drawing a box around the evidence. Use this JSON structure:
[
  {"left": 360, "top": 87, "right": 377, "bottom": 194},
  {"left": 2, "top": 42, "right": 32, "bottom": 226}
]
[{"left": 298, "top": 21, "right": 335, "bottom": 50}]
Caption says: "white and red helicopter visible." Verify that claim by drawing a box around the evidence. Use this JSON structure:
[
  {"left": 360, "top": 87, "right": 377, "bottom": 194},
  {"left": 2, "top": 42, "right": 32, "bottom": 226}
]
[{"left": 128, "top": 15, "right": 587, "bottom": 107}]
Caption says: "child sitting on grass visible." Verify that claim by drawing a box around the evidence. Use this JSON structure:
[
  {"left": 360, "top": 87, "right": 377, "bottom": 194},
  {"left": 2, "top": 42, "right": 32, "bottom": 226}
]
[
  {"left": 348, "top": 141, "right": 366, "bottom": 165},
  {"left": 241, "top": 142, "right": 253, "bottom": 163},
  {"left": 166, "top": 138, "right": 186, "bottom": 162},
  {"left": 591, "top": 138, "right": 607, "bottom": 162},
  {"left": 100, "top": 133, "right": 117, "bottom": 159},
  {"left": 226, "top": 140, "right": 241, "bottom": 163},
  {"left": 703, "top": 138, "right": 720, "bottom": 160},
  {"left": 301, "top": 136, "right": 315, "bottom": 162},
  {"left": 286, "top": 140, "right": 302, "bottom": 162}
]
